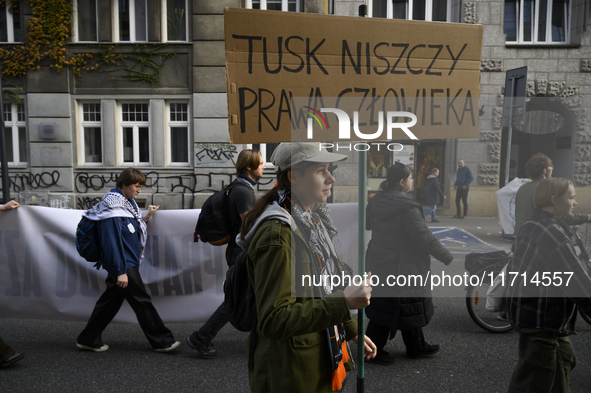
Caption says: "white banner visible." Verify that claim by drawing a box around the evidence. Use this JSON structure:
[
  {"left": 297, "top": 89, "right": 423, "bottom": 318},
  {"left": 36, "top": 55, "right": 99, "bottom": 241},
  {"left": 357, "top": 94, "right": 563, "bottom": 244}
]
[{"left": 0, "top": 204, "right": 361, "bottom": 324}]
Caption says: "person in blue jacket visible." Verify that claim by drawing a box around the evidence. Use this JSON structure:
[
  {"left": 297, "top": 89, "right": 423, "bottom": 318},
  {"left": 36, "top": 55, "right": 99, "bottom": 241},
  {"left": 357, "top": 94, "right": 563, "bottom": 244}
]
[
  {"left": 423, "top": 168, "right": 446, "bottom": 223},
  {"left": 76, "top": 168, "right": 180, "bottom": 353},
  {"left": 453, "top": 159, "right": 473, "bottom": 218}
]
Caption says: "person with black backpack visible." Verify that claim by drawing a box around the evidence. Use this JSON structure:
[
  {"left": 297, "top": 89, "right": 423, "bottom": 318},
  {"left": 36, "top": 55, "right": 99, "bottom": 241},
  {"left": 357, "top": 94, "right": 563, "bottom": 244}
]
[
  {"left": 238, "top": 142, "right": 375, "bottom": 392},
  {"left": 76, "top": 168, "right": 180, "bottom": 353},
  {"left": 186, "top": 149, "right": 265, "bottom": 359}
]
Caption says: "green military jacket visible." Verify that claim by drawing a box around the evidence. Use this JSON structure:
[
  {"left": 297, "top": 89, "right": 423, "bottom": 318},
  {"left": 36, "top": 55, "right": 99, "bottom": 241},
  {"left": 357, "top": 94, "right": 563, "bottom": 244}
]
[{"left": 245, "top": 211, "right": 357, "bottom": 393}]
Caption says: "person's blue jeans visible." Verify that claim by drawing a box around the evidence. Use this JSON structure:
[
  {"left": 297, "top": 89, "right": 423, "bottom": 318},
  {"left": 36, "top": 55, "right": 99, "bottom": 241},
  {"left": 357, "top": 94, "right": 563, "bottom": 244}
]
[{"left": 424, "top": 205, "right": 437, "bottom": 221}]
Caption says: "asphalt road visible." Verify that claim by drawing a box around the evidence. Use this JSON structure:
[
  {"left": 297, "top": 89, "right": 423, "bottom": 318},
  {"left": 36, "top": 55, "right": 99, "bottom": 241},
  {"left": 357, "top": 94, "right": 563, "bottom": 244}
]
[{"left": 3, "top": 218, "right": 591, "bottom": 392}]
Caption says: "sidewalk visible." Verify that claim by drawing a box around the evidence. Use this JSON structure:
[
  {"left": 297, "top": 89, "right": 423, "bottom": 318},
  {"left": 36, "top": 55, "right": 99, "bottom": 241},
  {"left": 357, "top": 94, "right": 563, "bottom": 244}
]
[{"left": 425, "top": 214, "right": 514, "bottom": 252}]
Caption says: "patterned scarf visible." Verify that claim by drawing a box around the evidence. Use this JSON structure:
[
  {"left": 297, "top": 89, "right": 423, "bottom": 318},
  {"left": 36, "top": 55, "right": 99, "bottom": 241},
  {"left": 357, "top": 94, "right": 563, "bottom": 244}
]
[
  {"left": 315, "top": 202, "right": 339, "bottom": 241},
  {"left": 82, "top": 189, "right": 148, "bottom": 260},
  {"left": 275, "top": 190, "right": 350, "bottom": 391}
]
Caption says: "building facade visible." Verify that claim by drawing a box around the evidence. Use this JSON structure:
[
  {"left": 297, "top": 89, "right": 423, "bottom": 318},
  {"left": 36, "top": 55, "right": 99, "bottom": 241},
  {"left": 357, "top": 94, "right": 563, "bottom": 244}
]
[{"left": 1, "top": 0, "right": 590, "bottom": 216}]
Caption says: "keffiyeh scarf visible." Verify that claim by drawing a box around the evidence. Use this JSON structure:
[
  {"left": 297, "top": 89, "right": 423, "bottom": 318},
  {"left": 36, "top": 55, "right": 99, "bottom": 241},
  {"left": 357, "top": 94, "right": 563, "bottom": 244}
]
[
  {"left": 83, "top": 190, "right": 148, "bottom": 260},
  {"left": 275, "top": 190, "right": 350, "bottom": 391}
]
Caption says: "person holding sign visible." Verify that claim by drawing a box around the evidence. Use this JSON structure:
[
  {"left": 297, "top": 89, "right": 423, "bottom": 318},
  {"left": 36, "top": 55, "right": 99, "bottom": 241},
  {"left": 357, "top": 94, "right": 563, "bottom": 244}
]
[
  {"left": 238, "top": 142, "right": 375, "bottom": 392},
  {"left": 76, "top": 168, "right": 180, "bottom": 353}
]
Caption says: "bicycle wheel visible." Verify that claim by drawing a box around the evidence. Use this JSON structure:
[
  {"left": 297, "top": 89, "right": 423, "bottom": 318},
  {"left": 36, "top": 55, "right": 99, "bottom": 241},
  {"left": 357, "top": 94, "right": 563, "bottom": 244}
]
[
  {"left": 580, "top": 308, "right": 591, "bottom": 326},
  {"left": 466, "top": 282, "right": 512, "bottom": 333}
]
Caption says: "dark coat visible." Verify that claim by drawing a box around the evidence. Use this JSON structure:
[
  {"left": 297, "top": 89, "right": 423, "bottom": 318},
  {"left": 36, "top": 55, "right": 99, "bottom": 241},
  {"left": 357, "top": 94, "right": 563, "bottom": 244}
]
[
  {"left": 365, "top": 190, "right": 453, "bottom": 330},
  {"left": 424, "top": 175, "right": 445, "bottom": 206}
]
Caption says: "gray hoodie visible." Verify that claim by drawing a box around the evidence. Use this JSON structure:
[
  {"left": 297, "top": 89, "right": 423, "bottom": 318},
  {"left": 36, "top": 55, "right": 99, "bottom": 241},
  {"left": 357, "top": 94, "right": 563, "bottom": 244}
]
[{"left": 236, "top": 203, "right": 295, "bottom": 251}]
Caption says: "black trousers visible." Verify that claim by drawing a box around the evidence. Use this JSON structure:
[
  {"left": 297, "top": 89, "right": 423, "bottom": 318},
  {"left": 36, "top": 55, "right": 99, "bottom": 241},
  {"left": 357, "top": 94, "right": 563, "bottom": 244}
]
[
  {"left": 197, "top": 302, "right": 228, "bottom": 343},
  {"left": 0, "top": 336, "right": 16, "bottom": 362},
  {"left": 366, "top": 320, "right": 427, "bottom": 356},
  {"left": 456, "top": 187, "right": 469, "bottom": 216},
  {"left": 77, "top": 267, "right": 174, "bottom": 349}
]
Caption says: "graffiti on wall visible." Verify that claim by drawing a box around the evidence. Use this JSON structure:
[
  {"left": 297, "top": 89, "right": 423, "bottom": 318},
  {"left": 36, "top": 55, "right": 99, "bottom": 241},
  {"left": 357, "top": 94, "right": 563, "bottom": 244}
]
[
  {"left": 195, "top": 144, "right": 239, "bottom": 167},
  {"left": 49, "top": 194, "right": 74, "bottom": 209},
  {"left": 75, "top": 171, "right": 276, "bottom": 195},
  {"left": 76, "top": 197, "right": 103, "bottom": 210},
  {"left": 5, "top": 171, "right": 61, "bottom": 192}
]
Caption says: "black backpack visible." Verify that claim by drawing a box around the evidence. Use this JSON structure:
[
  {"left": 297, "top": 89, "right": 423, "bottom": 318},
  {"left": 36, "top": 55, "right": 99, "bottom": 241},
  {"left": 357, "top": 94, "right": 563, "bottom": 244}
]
[
  {"left": 224, "top": 246, "right": 257, "bottom": 371},
  {"left": 76, "top": 217, "right": 103, "bottom": 270},
  {"left": 194, "top": 180, "right": 249, "bottom": 246},
  {"left": 224, "top": 247, "right": 256, "bottom": 332}
]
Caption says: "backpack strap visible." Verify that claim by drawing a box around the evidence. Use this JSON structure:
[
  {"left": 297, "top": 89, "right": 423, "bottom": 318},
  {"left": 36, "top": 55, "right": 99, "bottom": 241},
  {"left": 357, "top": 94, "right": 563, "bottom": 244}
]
[{"left": 221, "top": 179, "right": 253, "bottom": 235}]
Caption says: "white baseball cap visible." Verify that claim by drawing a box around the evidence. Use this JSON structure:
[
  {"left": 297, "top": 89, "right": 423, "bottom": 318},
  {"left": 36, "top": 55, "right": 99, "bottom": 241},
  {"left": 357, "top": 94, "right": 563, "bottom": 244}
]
[{"left": 270, "top": 142, "right": 348, "bottom": 172}]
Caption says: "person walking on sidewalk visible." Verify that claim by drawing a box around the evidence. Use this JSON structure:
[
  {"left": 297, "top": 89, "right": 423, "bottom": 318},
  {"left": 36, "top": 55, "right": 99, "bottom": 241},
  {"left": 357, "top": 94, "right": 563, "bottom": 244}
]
[
  {"left": 76, "top": 168, "right": 180, "bottom": 353},
  {"left": 186, "top": 150, "right": 265, "bottom": 359},
  {"left": 365, "top": 163, "right": 453, "bottom": 365},
  {"left": 423, "top": 167, "right": 445, "bottom": 223},
  {"left": 453, "top": 159, "right": 473, "bottom": 218},
  {"left": 0, "top": 200, "right": 25, "bottom": 368}
]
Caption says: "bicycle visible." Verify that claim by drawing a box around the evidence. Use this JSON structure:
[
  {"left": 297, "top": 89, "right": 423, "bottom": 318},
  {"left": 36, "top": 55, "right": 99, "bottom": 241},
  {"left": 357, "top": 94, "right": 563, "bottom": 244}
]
[
  {"left": 464, "top": 251, "right": 513, "bottom": 333},
  {"left": 465, "top": 226, "right": 591, "bottom": 333}
]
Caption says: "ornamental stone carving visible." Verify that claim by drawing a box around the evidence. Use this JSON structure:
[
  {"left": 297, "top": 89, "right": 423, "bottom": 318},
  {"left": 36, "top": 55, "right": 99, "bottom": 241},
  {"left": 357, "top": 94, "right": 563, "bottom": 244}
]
[
  {"left": 573, "top": 174, "right": 591, "bottom": 186},
  {"left": 479, "top": 163, "right": 500, "bottom": 174},
  {"left": 562, "top": 95, "right": 584, "bottom": 108},
  {"left": 575, "top": 145, "right": 591, "bottom": 161},
  {"left": 577, "top": 131, "right": 591, "bottom": 144},
  {"left": 581, "top": 60, "right": 591, "bottom": 72},
  {"left": 489, "top": 143, "right": 501, "bottom": 163},
  {"left": 574, "top": 161, "right": 591, "bottom": 174},
  {"left": 536, "top": 79, "right": 548, "bottom": 96},
  {"left": 547, "top": 82, "right": 566, "bottom": 97},
  {"left": 491, "top": 80, "right": 587, "bottom": 187},
  {"left": 480, "top": 130, "right": 502, "bottom": 142},
  {"left": 479, "top": 174, "right": 499, "bottom": 185},
  {"left": 559, "top": 86, "right": 579, "bottom": 98},
  {"left": 463, "top": 2, "right": 476, "bottom": 24},
  {"left": 573, "top": 108, "right": 588, "bottom": 131},
  {"left": 492, "top": 107, "right": 503, "bottom": 129},
  {"left": 481, "top": 59, "right": 502, "bottom": 72},
  {"left": 526, "top": 81, "right": 536, "bottom": 97}
]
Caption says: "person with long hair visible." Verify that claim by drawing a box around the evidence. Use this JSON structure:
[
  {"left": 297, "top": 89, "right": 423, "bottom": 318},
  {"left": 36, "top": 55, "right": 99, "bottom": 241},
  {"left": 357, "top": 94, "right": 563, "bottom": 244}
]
[
  {"left": 507, "top": 178, "right": 591, "bottom": 392},
  {"left": 186, "top": 149, "right": 264, "bottom": 359},
  {"left": 365, "top": 162, "right": 453, "bottom": 365},
  {"left": 238, "top": 142, "right": 375, "bottom": 392}
]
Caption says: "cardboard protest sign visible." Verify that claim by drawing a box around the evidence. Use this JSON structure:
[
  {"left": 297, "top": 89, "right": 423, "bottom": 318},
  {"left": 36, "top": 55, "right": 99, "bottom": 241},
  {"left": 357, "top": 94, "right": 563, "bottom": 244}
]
[{"left": 225, "top": 8, "right": 483, "bottom": 144}]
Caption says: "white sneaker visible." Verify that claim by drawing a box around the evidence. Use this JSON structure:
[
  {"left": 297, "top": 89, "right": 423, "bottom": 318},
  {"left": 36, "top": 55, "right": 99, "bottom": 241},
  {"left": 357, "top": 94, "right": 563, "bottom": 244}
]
[
  {"left": 76, "top": 342, "right": 109, "bottom": 352},
  {"left": 154, "top": 341, "right": 181, "bottom": 352}
]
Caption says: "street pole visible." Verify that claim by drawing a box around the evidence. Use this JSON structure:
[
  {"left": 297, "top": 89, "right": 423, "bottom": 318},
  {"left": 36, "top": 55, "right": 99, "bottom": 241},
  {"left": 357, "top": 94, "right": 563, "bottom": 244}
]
[
  {"left": 0, "top": 63, "right": 11, "bottom": 203},
  {"left": 357, "top": 7, "right": 367, "bottom": 393},
  {"left": 503, "top": 73, "right": 524, "bottom": 186}
]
